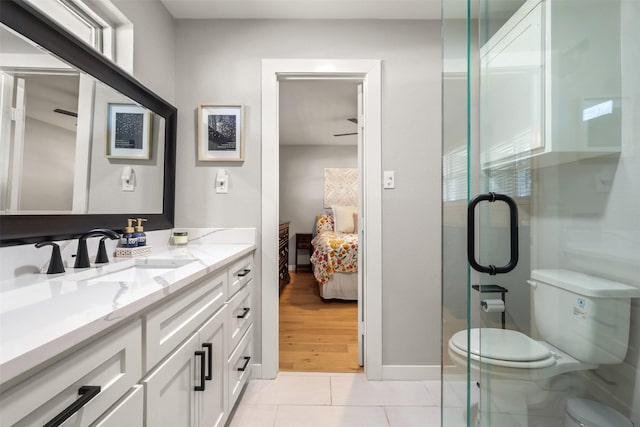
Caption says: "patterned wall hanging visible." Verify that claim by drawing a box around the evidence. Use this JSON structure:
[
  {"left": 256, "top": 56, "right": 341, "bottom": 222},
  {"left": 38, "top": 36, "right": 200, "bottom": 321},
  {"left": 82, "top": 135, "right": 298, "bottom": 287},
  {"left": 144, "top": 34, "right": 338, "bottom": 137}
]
[{"left": 324, "top": 168, "right": 358, "bottom": 208}]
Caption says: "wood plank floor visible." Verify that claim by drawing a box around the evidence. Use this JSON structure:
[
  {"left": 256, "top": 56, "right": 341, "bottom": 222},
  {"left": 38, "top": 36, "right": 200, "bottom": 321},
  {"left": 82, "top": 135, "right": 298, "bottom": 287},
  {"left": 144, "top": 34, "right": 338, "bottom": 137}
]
[{"left": 279, "top": 271, "right": 362, "bottom": 373}]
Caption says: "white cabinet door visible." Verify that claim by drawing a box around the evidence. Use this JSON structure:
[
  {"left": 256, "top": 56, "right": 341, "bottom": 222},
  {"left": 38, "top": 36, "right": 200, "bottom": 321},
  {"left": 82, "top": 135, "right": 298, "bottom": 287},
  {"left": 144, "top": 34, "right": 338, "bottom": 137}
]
[
  {"left": 197, "top": 309, "right": 227, "bottom": 427},
  {"left": 481, "top": 0, "right": 543, "bottom": 167},
  {"left": 144, "top": 334, "right": 199, "bottom": 427}
]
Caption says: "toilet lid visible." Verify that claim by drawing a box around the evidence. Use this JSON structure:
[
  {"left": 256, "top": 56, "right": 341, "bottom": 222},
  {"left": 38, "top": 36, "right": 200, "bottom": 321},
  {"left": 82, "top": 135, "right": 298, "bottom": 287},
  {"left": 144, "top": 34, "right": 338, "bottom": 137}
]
[
  {"left": 566, "top": 398, "right": 632, "bottom": 427},
  {"left": 451, "top": 328, "right": 552, "bottom": 362}
]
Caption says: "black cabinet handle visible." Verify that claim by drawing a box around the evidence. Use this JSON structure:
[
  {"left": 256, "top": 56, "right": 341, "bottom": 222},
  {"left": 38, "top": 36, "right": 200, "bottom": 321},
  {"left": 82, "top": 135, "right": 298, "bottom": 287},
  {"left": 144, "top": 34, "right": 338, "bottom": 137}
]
[
  {"left": 467, "top": 192, "right": 519, "bottom": 275},
  {"left": 194, "top": 350, "right": 206, "bottom": 391},
  {"left": 236, "top": 308, "right": 250, "bottom": 319},
  {"left": 202, "top": 343, "right": 213, "bottom": 381},
  {"left": 44, "top": 385, "right": 101, "bottom": 427},
  {"left": 237, "top": 269, "right": 251, "bottom": 277},
  {"left": 237, "top": 356, "right": 251, "bottom": 372}
]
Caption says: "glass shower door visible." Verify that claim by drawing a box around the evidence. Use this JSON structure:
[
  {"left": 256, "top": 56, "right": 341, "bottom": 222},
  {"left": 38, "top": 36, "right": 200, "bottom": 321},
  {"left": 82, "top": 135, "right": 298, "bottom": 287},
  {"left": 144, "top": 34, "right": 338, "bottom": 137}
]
[{"left": 443, "top": 0, "right": 639, "bottom": 426}]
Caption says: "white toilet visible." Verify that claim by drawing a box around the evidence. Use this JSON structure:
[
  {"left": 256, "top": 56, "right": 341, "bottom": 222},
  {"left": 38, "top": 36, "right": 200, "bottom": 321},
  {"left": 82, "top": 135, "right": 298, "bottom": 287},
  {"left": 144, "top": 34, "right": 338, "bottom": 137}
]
[
  {"left": 448, "top": 269, "right": 640, "bottom": 380},
  {"left": 564, "top": 398, "right": 632, "bottom": 427}
]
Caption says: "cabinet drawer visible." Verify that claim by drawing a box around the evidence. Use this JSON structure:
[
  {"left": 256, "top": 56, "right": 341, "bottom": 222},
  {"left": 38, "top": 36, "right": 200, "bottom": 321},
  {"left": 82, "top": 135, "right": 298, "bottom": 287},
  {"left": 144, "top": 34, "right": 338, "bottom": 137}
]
[
  {"left": 228, "top": 255, "right": 253, "bottom": 298},
  {"left": 227, "top": 280, "right": 253, "bottom": 354},
  {"left": 228, "top": 324, "right": 253, "bottom": 410},
  {"left": 144, "top": 270, "right": 226, "bottom": 371},
  {"left": 0, "top": 320, "right": 142, "bottom": 427},
  {"left": 92, "top": 385, "right": 143, "bottom": 427}
]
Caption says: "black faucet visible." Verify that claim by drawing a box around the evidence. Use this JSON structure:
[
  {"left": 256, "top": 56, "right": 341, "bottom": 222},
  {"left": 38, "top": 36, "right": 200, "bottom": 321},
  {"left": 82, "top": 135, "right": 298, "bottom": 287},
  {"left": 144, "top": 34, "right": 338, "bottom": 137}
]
[
  {"left": 35, "top": 241, "right": 65, "bottom": 274},
  {"left": 74, "top": 229, "right": 120, "bottom": 268}
]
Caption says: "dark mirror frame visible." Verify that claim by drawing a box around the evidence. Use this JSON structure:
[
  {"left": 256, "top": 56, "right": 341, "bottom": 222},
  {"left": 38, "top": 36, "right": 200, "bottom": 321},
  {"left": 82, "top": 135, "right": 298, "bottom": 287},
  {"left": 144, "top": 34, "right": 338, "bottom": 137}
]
[{"left": 0, "top": 0, "right": 176, "bottom": 246}]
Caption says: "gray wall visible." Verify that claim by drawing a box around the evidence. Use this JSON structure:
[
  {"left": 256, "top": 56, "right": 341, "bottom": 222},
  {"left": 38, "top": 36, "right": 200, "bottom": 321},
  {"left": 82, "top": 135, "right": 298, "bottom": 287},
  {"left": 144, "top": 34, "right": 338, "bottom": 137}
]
[
  {"left": 87, "top": 84, "right": 165, "bottom": 214},
  {"left": 173, "top": 19, "right": 442, "bottom": 367},
  {"left": 112, "top": 0, "right": 176, "bottom": 104},
  {"left": 21, "top": 117, "right": 75, "bottom": 211},
  {"left": 279, "top": 145, "right": 358, "bottom": 265}
]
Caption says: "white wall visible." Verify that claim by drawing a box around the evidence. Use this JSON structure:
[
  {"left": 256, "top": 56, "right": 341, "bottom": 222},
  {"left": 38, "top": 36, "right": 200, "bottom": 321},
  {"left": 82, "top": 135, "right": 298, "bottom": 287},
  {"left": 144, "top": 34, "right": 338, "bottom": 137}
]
[
  {"left": 279, "top": 144, "right": 357, "bottom": 265},
  {"left": 173, "top": 19, "right": 442, "bottom": 368}
]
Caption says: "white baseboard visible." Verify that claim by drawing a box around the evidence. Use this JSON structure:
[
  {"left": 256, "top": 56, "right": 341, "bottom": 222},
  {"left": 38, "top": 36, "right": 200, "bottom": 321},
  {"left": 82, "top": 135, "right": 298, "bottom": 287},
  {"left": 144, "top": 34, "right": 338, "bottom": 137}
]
[
  {"left": 381, "top": 365, "right": 441, "bottom": 381},
  {"left": 250, "top": 363, "right": 262, "bottom": 379},
  {"left": 251, "top": 364, "right": 441, "bottom": 381}
]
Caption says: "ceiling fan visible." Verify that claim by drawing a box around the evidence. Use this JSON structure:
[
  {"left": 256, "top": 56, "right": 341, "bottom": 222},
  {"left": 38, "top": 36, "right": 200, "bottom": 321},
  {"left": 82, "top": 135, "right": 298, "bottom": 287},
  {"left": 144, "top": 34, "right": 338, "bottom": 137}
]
[{"left": 334, "top": 117, "right": 358, "bottom": 137}]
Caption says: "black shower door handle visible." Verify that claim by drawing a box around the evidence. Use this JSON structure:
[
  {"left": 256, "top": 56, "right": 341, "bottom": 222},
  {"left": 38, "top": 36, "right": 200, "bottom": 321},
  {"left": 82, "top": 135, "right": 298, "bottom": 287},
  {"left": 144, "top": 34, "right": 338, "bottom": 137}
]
[{"left": 467, "top": 192, "right": 519, "bottom": 275}]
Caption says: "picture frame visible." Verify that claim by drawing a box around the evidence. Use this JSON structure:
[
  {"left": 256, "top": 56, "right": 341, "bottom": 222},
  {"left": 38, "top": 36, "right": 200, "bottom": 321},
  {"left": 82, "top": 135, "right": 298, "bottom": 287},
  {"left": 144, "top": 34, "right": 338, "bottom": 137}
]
[
  {"left": 106, "top": 103, "right": 152, "bottom": 160},
  {"left": 197, "top": 104, "right": 244, "bottom": 162}
]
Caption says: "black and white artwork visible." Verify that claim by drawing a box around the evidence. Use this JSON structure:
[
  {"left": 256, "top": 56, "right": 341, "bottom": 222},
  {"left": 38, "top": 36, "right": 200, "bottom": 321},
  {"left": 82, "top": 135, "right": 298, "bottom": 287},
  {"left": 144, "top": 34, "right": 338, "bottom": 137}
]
[
  {"left": 115, "top": 112, "right": 144, "bottom": 149},
  {"left": 107, "top": 103, "right": 151, "bottom": 159},
  {"left": 207, "top": 114, "right": 237, "bottom": 151},
  {"left": 198, "top": 104, "right": 244, "bottom": 161}
]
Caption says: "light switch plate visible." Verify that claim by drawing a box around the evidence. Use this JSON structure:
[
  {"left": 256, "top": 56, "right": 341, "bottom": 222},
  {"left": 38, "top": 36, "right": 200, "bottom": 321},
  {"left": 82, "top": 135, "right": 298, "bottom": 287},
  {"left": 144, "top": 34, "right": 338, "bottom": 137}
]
[{"left": 383, "top": 171, "right": 395, "bottom": 189}]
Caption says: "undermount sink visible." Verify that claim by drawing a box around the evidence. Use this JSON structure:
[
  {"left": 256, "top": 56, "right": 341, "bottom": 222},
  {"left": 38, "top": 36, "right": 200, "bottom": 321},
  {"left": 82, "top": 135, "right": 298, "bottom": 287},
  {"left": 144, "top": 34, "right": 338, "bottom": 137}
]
[{"left": 64, "top": 258, "right": 197, "bottom": 283}]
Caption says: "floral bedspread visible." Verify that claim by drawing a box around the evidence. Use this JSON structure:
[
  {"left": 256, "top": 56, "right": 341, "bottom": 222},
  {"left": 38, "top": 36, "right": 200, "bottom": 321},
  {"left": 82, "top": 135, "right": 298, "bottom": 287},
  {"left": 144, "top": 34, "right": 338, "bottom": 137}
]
[{"left": 310, "top": 231, "right": 358, "bottom": 285}]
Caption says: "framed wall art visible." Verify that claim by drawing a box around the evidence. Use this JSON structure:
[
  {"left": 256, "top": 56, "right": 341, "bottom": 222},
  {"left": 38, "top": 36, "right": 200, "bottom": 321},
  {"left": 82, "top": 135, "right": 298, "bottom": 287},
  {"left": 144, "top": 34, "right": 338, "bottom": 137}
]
[
  {"left": 198, "top": 104, "right": 244, "bottom": 162},
  {"left": 106, "top": 103, "right": 152, "bottom": 159}
]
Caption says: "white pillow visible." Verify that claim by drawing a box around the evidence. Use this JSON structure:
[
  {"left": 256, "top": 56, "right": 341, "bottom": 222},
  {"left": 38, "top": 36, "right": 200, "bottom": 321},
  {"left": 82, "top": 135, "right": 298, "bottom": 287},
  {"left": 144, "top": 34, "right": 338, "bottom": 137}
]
[{"left": 332, "top": 206, "right": 358, "bottom": 233}]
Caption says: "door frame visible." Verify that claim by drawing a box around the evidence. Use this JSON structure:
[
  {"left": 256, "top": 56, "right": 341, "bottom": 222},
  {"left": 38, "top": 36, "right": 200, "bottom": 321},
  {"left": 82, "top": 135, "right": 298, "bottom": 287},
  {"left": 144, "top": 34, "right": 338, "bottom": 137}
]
[{"left": 261, "top": 58, "right": 382, "bottom": 379}]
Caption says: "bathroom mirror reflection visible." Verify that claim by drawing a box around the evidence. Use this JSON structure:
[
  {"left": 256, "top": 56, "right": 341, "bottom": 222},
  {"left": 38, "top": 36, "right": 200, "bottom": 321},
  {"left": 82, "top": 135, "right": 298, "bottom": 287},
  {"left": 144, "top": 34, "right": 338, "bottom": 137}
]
[
  {"left": 0, "top": 24, "right": 165, "bottom": 215},
  {"left": 0, "top": 0, "right": 175, "bottom": 246}
]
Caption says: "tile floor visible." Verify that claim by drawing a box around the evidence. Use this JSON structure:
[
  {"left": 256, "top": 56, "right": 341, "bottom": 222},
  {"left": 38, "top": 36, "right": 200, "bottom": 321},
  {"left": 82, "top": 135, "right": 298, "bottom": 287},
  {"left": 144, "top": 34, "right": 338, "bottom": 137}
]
[{"left": 228, "top": 372, "right": 444, "bottom": 427}]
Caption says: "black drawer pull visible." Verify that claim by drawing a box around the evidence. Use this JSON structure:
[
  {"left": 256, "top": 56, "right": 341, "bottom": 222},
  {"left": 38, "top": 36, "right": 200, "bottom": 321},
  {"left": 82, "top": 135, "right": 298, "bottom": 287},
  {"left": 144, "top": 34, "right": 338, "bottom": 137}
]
[
  {"left": 237, "top": 269, "right": 251, "bottom": 277},
  {"left": 236, "top": 307, "right": 250, "bottom": 319},
  {"left": 237, "top": 356, "right": 251, "bottom": 372},
  {"left": 44, "top": 385, "right": 101, "bottom": 427},
  {"left": 202, "top": 343, "right": 213, "bottom": 381},
  {"left": 194, "top": 350, "right": 206, "bottom": 391}
]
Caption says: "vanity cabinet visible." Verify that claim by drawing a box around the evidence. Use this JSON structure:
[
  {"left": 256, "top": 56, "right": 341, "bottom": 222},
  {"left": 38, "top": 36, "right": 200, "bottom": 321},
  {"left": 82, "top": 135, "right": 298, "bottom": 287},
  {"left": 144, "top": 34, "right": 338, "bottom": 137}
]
[
  {"left": 142, "top": 253, "right": 254, "bottom": 427},
  {"left": 0, "top": 248, "right": 255, "bottom": 427},
  {"left": 481, "top": 0, "right": 622, "bottom": 169}
]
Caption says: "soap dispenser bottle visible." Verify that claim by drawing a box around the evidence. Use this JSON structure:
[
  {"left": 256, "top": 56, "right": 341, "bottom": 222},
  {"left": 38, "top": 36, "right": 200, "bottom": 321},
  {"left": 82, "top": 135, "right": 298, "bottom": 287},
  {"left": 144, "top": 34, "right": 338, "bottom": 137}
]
[
  {"left": 120, "top": 218, "right": 138, "bottom": 248},
  {"left": 134, "top": 218, "right": 147, "bottom": 246}
]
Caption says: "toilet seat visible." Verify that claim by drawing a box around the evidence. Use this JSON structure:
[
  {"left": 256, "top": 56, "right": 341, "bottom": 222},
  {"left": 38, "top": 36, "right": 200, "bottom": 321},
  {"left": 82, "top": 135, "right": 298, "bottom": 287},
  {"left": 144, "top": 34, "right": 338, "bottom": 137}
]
[{"left": 449, "top": 328, "right": 556, "bottom": 369}]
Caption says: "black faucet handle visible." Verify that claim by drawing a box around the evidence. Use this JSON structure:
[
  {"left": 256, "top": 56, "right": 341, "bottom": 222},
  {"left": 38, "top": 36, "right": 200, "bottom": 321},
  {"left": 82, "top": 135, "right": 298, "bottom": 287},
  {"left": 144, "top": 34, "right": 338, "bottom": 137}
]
[
  {"left": 35, "top": 241, "right": 65, "bottom": 274},
  {"left": 95, "top": 237, "right": 110, "bottom": 264}
]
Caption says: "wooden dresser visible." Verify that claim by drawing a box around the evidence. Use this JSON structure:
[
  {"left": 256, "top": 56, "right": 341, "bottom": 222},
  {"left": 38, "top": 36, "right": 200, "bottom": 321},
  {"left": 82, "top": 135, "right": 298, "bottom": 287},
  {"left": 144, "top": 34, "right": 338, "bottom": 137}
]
[{"left": 279, "top": 221, "right": 291, "bottom": 292}]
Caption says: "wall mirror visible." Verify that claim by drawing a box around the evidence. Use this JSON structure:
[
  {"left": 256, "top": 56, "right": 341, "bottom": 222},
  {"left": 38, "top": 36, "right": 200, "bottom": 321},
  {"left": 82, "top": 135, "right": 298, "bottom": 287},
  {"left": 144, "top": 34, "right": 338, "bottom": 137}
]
[{"left": 0, "top": 0, "right": 176, "bottom": 246}]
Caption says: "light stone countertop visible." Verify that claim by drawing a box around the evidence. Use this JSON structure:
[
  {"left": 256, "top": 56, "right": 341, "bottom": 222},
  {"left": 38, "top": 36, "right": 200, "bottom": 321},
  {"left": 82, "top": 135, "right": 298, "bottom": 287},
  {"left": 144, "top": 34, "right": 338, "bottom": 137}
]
[{"left": 0, "top": 241, "right": 255, "bottom": 387}]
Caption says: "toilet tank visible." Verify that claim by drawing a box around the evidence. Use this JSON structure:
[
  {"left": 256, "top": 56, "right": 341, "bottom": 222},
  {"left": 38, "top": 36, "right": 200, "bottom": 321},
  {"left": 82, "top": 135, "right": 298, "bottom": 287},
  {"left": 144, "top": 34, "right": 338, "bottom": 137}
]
[{"left": 530, "top": 269, "right": 640, "bottom": 365}]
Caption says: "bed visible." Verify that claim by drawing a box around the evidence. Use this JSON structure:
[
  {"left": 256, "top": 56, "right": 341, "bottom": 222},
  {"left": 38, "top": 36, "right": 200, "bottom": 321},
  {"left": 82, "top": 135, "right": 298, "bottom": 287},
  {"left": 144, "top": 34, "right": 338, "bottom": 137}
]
[{"left": 310, "top": 209, "right": 359, "bottom": 300}]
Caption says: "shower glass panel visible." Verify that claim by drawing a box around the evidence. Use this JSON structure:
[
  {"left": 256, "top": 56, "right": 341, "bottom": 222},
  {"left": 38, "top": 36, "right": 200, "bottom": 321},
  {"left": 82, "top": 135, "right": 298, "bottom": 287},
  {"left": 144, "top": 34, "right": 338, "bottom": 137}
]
[
  {"left": 441, "top": 1, "right": 475, "bottom": 426},
  {"left": 442, "top": 0, "right": 640, "bottom": 426}
]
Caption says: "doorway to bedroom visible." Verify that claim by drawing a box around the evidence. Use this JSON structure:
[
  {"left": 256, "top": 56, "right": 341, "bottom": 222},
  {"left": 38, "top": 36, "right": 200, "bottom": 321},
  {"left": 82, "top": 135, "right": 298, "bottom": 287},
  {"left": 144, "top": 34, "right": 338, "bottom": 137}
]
[{"left": 278, "top": 79, "right": 362, "bottom": 373}]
